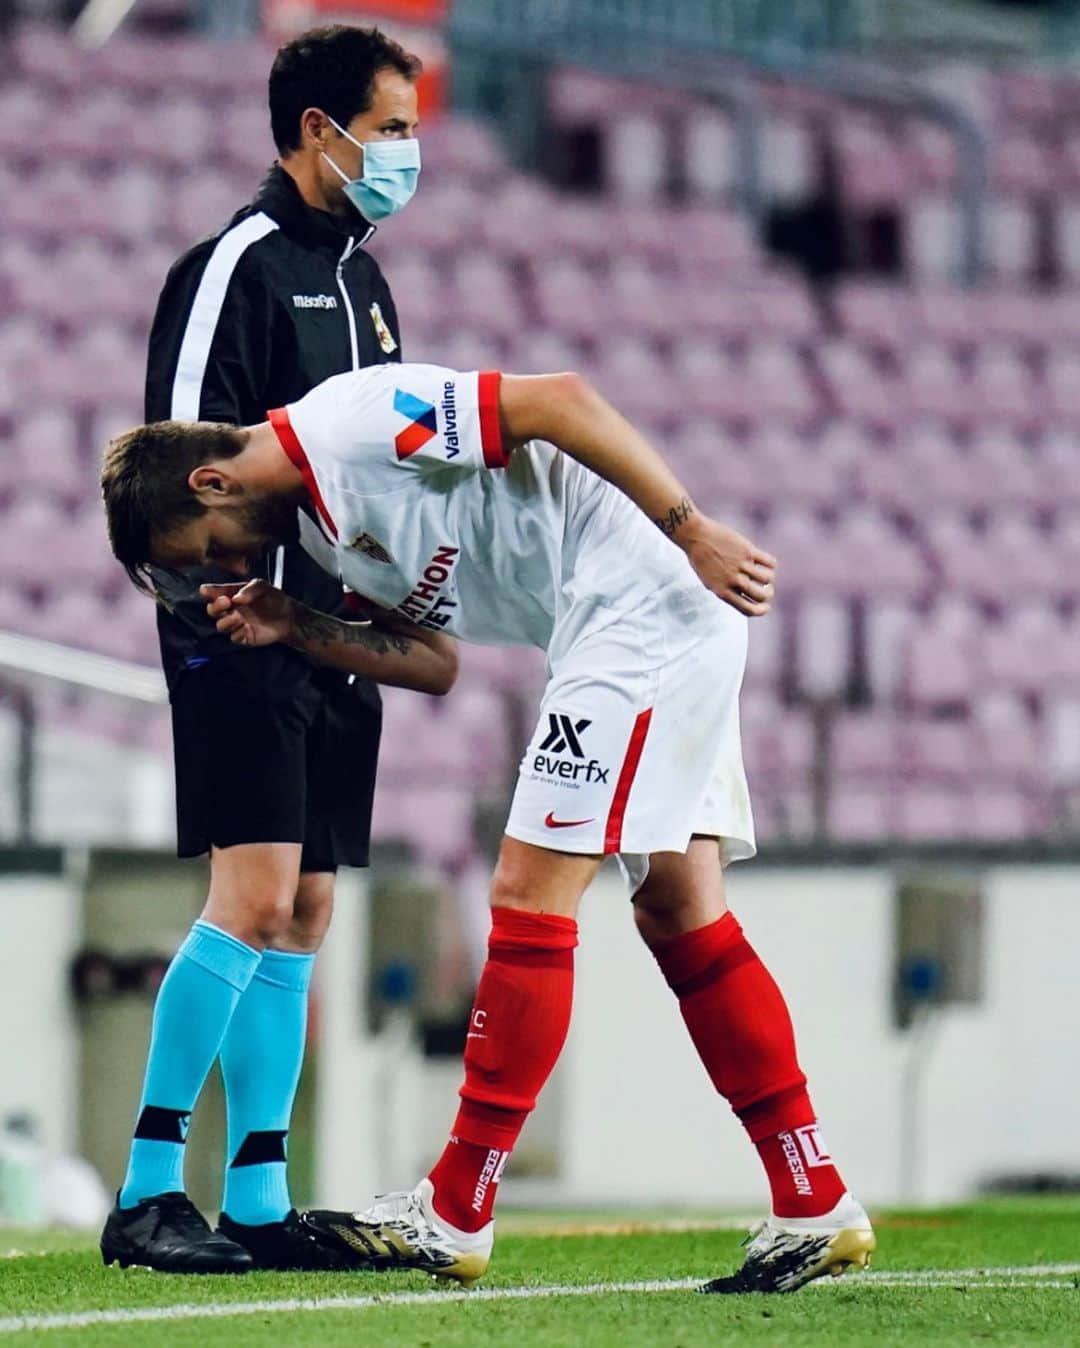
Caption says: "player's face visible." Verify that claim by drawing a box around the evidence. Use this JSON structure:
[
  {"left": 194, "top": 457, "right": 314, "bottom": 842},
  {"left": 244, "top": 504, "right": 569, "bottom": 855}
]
[
  {"left": 151, "top": 497, "right": 299, "bottom": 577},
  {"left": 319, "top": 69, "right": 420, "bottom": 210}
]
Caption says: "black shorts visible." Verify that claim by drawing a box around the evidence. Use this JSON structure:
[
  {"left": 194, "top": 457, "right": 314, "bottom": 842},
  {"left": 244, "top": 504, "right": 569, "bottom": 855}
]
[{"left": 169, "top": 646, "right": 382, "bottom": 872}]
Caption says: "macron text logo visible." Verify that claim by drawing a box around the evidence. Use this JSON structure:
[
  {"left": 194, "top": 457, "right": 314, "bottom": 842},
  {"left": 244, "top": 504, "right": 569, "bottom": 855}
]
[{"left": 394, "top": 388, "right": 438, "bottom": 459}]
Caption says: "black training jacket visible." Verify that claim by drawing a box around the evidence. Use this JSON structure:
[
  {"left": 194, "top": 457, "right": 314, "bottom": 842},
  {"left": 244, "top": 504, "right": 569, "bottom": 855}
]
[{"left": 145, "top": 163, "right": 403, "bottom": 689}]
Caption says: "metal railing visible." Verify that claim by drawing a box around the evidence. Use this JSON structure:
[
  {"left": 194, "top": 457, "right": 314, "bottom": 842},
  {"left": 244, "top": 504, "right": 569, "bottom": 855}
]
[{"left": 0, "top": 632, "right": 165, "bottom": 843}]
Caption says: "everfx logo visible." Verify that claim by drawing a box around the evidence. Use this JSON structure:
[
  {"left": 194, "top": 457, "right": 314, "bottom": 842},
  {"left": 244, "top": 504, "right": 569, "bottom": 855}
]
[
  {"left": 394, "top": 388, "right": 437, "bottom": 459},
  {"left": 533, "top": 714, "right": 610, "bottom": 784},
  {"left": 539, "top": 714, "right": 591, "bottom": 758}
]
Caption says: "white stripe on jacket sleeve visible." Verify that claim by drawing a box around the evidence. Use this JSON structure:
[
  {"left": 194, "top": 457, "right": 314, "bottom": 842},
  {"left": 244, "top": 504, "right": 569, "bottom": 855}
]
[{"left": 169, "top": 211, "right": 279, "bottom": 420}]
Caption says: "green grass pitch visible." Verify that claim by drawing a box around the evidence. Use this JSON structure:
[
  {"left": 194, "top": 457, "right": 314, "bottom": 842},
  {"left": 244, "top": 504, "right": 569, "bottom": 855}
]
[{"left": 1, "top": 1199, "right": 1078, "bottom": 1346}]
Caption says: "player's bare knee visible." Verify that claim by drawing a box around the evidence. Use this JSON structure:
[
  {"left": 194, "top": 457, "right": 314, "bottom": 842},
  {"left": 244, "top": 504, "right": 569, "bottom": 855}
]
[
  {"left": 249, "top": 891, "right": 298, "bottom": 944},
  {"left": 280, "top": 873, "right": 335, "bottom": 952},
  {"left": 489, "top": 857, "right": 546, "bottom": 912},
  {"left": 632, "top": 890, "right": 689, "bottom": 949}
]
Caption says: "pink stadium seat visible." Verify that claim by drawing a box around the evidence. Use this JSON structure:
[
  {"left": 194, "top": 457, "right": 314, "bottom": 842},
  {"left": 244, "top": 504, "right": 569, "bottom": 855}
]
[
  {"left": 741, "top": 341, "right": 819, "bottom": 426},
  {"left": 682, "top": 108, "right": 737, "bottom": 203},
  {"left": 1045, "top": 696, "right": 1080, "bottom": 785},
  {"left": 478, "top": 180, "right": 564, "bottom": 261},
  {"left": 828, "top": 785, "right": 894, "bottom": 842},
  {"left": 533, "top": 259, "right": 608, "bottom": 342},
  {"left": 834, "top": 281, "right": 912, "bottom": 355},
  {"left": 968, "top": 786, "right": 1049, "bottom": 840},
  {"left": 895, "top": 786, "right": 969, "bottom": 841},
  {"left": 817, "top": 340, "right": 899, "bottom": 426},
  {"left": 992, "top": 134, "right": 1054, "bottom": 198},
  {"left": 904, "top": 598, "right": 981, "bottom": 709},
  {"left": 605, "top": 258, "right": 683, "bottom": 339},
  {"left": 795, "top": 595, "right": 852, "bottom": 697},
  {"left": 760, "top": 116, "right": 817, "bottom": 204},
  {"left": 907, "top": 197, "right": 959, "bottom": 281},
  {"left": 906, "top": 122, "right": 960, "bottom": 190},
  {"left": 904, "top": 343, "right": 972, "bottom": 421},
  {"left": 833, "top": 115, "right": 910, "bottom": 210},
  {"left": 10, "top": 410, "right": 83, "bottom": 505},
  {"left": 972, "top": 692, "right": 1043, "bottom": 783},
  {"left": 668, "top": 423, "right": 761, "bottom": 510},
  {"left": 0, "top": 585, "right": 38, "bottom": 636},
  {"left": 743, "top": 604, "right": 785, "bottom": 692},
  {"left": 170, "top": 169, "right": 245, "bottom": 249},
  {"left": 674, "top": 207, "right": 760, "bottom": 274},
  {"left": 980, "top": 289, "right": 1051, "bottom": 348},
  {"left": 968, "top": 345, "right": 1037, "bottom": 427},
  {"left": 605, "top": 113, "right": 669, "bottom": 203},
  {"left": 902, "top": 717, "right": 976, "bottom": 784},
  {"left": 421, "top": 117, "right": 507, "bottom": 187},
  {"left": 131, "top": 99, "right": 215, "bottom": 174},
  {"left": 831, "top": 711, "right": 901, "bottom": 779},
  {"left": 741, "top": 701, "right": 815, "bottom": 789},
  {"left": 985, "top": 199, "right": 1039, "bottom": 281},
  {"left": 963, "top": 428, "right": 1044, "bottom": 510},
  {"left": 759, "top": 510, "right": 837, "bottom": 596},
  {"left": 865, "top": 600, "right": 921, "bottom": 703},
  {"left": 911, "top": 287, "right": 985, "bottom": 349},
  {"left": 997, "top": 68, "right": 1061, "bottom": 127}
]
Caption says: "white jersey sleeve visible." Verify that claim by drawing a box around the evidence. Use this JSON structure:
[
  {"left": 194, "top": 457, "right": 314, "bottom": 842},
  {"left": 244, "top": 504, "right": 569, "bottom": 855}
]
[{"left": 271, "top": 363, "right": 507, "bottom": 503}]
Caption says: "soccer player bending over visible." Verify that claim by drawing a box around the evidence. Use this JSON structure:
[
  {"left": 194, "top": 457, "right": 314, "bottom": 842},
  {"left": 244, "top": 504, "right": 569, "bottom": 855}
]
[{"left": 102, "top": 364, "right": 875, "bottom": 1294}]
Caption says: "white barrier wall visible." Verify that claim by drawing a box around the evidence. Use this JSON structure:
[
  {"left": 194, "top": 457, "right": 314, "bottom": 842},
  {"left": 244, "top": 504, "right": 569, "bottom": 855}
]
[
  {"left": 4, "top": 856, "right": 1076, "bottom": 1214},
  {"left": 559, "top": 862, "right": 1080, "bottom": 1208},
  {"left": 0, "top": 868, "right": 82, "bottom": 1159}
]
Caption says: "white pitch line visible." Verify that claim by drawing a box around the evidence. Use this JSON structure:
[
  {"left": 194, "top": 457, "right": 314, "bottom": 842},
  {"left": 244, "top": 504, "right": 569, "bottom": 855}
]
[{"left": 0, "top": 1265, "right": 1077, "bottom": 1335}]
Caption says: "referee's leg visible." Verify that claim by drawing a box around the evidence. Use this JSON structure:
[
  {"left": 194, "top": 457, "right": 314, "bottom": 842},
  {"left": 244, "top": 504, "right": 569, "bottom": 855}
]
[{"left": 112, "top": 650, "right": 318, "bottom": 1221}]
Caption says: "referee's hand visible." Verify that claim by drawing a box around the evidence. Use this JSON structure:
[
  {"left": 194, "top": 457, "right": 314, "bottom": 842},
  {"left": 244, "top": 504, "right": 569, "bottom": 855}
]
[{"left": 201, "top": 580, "right": 294, "bottom": 647}]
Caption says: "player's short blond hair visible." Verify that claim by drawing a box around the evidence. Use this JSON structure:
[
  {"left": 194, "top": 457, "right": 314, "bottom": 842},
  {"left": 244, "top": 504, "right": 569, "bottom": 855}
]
[{"left": 101, "top": 420, "right": 247, "bottom": 598}]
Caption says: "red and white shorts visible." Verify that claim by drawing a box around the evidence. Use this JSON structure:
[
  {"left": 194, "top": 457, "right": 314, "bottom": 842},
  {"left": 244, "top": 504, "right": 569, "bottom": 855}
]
[{"left": 505, "top": 600, "right": 756, "bottom": 889}]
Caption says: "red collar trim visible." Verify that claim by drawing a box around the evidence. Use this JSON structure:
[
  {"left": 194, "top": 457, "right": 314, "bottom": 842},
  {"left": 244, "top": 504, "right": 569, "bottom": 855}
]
[{"left": 268, "top": 406, "right": 338, "bottom": 540}]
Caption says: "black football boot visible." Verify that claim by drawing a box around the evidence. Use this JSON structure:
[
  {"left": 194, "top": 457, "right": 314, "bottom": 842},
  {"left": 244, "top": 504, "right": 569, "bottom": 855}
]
[
  {"left": 218, "top": 1208, "right": 374, "bottom": 1272},
  {"left": 101, "top": 1193, "right": 254, "bottom": 1274}
]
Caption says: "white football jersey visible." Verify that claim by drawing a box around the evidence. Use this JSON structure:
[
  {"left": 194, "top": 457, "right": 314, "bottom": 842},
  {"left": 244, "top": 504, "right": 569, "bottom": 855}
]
[{"left": 270, "top": 363, "right": 704, "bottom": 656}]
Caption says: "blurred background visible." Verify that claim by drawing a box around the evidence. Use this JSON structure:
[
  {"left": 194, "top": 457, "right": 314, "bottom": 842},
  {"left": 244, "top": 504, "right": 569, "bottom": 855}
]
[{"left": 1, "top": 0, "right": 1079, "bottom": 1229}]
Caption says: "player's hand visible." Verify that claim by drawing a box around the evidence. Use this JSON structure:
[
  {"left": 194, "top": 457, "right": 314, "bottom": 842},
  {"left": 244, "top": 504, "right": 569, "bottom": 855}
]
[
  {"left": 200, "top": 580, "right": 295, "bottom": 646},
  {"left": 679, "top": 518, "right": 777, "bottom": 617}
]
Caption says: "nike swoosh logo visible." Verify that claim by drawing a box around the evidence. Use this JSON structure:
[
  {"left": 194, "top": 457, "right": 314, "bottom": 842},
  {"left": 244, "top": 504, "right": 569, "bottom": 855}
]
[{"left": 544, "top": 812, "right": 596, "bottom": 829}]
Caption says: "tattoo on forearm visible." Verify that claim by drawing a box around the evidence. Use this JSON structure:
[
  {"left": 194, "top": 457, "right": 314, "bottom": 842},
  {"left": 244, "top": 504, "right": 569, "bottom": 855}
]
[
  {"left": 293, "top": 608, "right": 411, "bottom": 656},
  {"left": 654, "top": 497, "right": 695, "bottom": 538}
]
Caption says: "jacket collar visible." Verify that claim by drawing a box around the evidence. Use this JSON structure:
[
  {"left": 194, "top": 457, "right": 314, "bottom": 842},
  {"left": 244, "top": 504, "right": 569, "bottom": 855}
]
[{"left": 250, "top": 163, "right": 375, "bottom": 252}]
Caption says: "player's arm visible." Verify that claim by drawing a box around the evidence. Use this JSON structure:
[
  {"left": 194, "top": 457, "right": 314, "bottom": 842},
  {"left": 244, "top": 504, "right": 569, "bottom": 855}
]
[
  {"left": 498, "top": 373, "right": 777, "bottom": 617},
  {"left": 200, "top": 581, "right": 458, "bottom": 695}
]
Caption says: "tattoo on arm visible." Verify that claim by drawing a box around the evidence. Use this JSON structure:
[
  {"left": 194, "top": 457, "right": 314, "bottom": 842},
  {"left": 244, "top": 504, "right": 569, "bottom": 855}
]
[
  {"left": 654, "top": 497, "right": 696, "bottom": 538},
  {"left": 292, "top": 607, "right": 411, "bottom": 656}
]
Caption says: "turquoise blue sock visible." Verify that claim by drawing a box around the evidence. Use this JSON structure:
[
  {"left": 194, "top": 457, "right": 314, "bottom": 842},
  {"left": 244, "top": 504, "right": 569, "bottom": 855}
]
[
  {"left": 119, "top": 921, "right": 261, "bottom": 1209},
  {"left": 219, "top": 948, "right": 315, "bottom": 1226}
]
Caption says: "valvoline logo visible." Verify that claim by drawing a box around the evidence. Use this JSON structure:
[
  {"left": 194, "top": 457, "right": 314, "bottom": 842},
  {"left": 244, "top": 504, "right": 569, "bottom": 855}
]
[{"left": 394, "top": 388, "right": 437, "bottom": 459}]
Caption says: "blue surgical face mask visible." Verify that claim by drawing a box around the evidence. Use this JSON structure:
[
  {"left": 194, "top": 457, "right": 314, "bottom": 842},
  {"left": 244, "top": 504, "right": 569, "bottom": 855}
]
[{"left": 322, "top": 118, "right": 421, "bottom": 222}]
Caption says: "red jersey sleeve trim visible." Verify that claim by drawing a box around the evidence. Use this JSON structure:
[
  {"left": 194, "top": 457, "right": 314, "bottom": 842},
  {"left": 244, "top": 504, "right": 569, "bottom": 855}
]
[
  {"left": 477, "top": 370, "right": 508, "bottom": 469},
  {"left": 268, "top": 405, "right": 338, "bottom": 540}
]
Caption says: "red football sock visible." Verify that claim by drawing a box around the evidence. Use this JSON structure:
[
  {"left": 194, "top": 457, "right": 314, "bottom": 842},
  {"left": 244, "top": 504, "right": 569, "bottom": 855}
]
[
  {"left": 651, "top": 912, "right": 846, "bottom": 1218},
  {"left": 427, "top": 905, "right": 578, "bottom": 1232}
]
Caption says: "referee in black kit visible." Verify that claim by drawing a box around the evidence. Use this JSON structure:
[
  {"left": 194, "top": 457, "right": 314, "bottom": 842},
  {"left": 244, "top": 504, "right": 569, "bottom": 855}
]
[{"left": 101, "top": 27, "right": 424, "bottom": 1274}]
